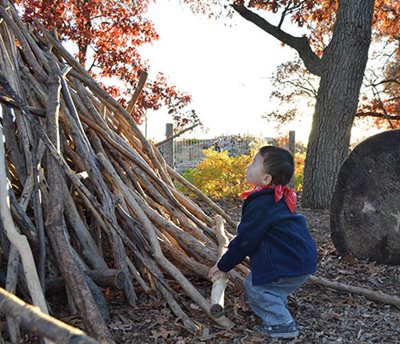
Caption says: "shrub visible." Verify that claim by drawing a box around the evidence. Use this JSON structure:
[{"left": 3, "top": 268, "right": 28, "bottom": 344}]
[
  {"left": 179, "top": 149, "right": 306, "bottom": 198},
  {"left": 294, "top": 152, "right": 305, "bottom": 192},
  {"left": 180, "top": 148, "right": 251, "bottom": 199}
]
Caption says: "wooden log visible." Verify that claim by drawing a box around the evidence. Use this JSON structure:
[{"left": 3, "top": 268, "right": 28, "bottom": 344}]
[
  {"left": 331, "top": 129, "right": 400, "bottom": 264},
  {"left": 46, "top": 270, "right": 125, "bottom": 296},
  {"left": 7, "top": 3, "right": 49, "bottom": 70},
  {"left": 97, "top": 153, "right": 218, "bottom": 264},
  {"left": 96, "top": 152, "right": 234, "bottom": 329},
  {"left": 39, "top": 25, "right": 175, "bottom": 187},
  {"left": 117, "top": 154, "right": 215, "bottom": 245},
  {"left": 310, "top": 275, "right": 400, "bottom": 309},
  {"left": 154, "top": 280, "right": 199, "bottom": 332},
  {"left": 0, "top": 287, "right": 99, "bottom": 344},
  {"left": 167, "top": 165, "right": 237, "bottom": 231},
  {"left": 126, "top": 258, "right": 151, "bottom": 293},
  {"left": 6, "top": 246, "right": 21, "bottom": 342},
  {"left": 126, "top": 69, "right": 147, "bottom": 115},
  {"left": 0, "top": 118, "right": 49, "bottom": 319},
  {"left": 0, "top": 5, "right": 47, "bottom": 82},
  {"left": 63, "top": 187, "right": 108, "bottom": 271},
  {"left": 31, "top": 144, "right": 46, "bottom": 287},
  {"left": 155, "top": 122, "right": 200, "bottom": 147},
  {"left": 43, "top": 65, "right": 113, "bottom": 343},
  {"left": 210, "top": 215, "right": 229, "bottom": 318},
  {"left": 9, "top": 191, "right": 38, "bottom": 245},
  {"left": 159, "top": 231, "right": 210, "bottom": 280},
  {"left": 1, "top": 105, "right": 26, "bottom": 182},
  {"left": 56, "top": 79, "right": 138, "bottom": 307}
]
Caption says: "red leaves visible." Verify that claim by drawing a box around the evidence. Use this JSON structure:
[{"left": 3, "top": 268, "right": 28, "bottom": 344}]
[{"left": 15, "top": 0, "right": 198, "bottom": 128}]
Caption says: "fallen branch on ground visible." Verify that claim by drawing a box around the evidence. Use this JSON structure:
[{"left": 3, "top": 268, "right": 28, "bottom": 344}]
[{"left": 310, "top": 275, "right": 400, "bottom": 308}]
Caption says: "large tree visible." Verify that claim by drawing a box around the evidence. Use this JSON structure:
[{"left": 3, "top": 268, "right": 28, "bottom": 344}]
[
  {"left": 185, "top": 0, "right": 400, "bottom": 208},
  {"left": 15, "top": 0, "right": 199, "bottom": 129}
]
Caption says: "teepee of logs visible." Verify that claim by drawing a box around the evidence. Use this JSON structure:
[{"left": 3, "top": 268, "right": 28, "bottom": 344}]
[{"left": 0, "top": 1, "right": 248, "bottom": 342}]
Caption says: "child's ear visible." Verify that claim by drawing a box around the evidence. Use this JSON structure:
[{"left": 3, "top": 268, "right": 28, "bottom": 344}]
[{"left": 262, "top": 173, "right": 272, "bottom": 185}]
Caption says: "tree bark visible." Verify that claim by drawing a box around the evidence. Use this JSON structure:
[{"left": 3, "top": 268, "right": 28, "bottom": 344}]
[
  {"left": 44, "top": 68, "right": 113, "bottom": 343},
  {"left": 310, "top": 275, "right": 400, "bottom": 309},
  {"left": 0, "top": 287, "right": 99, "bottom": 344},
  {"left": 233, "top": 0, "right": 375, "bottom": 209},
  {"left": 301, "top": 0, "right": 375, "bottom": 208}
]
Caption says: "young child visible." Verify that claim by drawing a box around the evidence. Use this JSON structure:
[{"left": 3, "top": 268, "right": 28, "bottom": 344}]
[{"left": 209, "top": 146, "right": 317, "bottom": 339}]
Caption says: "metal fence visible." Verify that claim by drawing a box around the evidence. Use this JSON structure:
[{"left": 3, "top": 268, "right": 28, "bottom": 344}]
[{"left": 159, "top": 134, "right": 277, "bottom": 173}]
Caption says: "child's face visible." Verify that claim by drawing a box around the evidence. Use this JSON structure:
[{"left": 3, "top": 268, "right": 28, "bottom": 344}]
[{"left": 245, "top": 152, "right": 272, "bottom": 186}]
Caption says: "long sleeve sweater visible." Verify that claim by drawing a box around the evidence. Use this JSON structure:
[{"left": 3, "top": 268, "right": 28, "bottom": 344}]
[{"left": 217, "top": 188, "right": 317, "bottom": 285}]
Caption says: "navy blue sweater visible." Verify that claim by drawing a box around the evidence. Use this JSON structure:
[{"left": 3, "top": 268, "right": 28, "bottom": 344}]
[{"left": 217, "top": 189, "right": 317, "bottom": 286}]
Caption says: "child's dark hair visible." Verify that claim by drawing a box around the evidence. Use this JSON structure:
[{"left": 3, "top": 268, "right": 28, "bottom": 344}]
[{"left": 258, "top": 146, "right": 294, "bottom": 186}]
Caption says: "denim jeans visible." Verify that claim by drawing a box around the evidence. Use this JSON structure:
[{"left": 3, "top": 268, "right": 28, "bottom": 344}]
[{"left": 244, "top": 272, "right": 310, "bottom": 326}]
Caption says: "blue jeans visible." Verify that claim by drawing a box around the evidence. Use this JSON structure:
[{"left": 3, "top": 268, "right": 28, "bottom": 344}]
[{"left": 244, "top": 272, "right": 310, "bottom": 326}]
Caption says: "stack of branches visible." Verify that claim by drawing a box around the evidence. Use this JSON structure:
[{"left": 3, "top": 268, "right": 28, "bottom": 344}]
[{"left": 0, "top": 1, "right": 247, "bottom": 342}]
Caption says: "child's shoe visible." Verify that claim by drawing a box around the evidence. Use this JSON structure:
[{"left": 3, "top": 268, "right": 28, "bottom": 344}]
[{"left": 255, "top": 321, "right": 299, "bottom": 338}]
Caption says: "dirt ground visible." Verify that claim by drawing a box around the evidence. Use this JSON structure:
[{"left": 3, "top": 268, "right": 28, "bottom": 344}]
[
  {"left": 98, "top": 198, "right": 400, "bottom": 344},
  {"left": 15, "top": 198, "right": 400, "bottom": 343}
]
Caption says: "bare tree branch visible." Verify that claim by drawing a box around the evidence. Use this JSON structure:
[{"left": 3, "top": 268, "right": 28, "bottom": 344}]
[
  {"left": 356, "top": 111, "right": 400, "bottom": 121},
  {"left": 232, "top": 3, "right": 321, "bottom": 76},
  {"left": 280, "top": 79, "right": 317, "bottom": 97}
]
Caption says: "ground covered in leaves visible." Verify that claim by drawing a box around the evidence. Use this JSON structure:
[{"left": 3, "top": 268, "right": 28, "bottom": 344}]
[
  {"left": 17, "top": 198, "right": 400, "bottom": 343},
  {"left": 99, "top": 198, "right": 400, "bottom": 344}
]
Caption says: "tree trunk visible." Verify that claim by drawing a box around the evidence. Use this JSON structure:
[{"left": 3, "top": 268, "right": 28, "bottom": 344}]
[{"left": 301, "top": 0, "right": 375, "bottom": 208}]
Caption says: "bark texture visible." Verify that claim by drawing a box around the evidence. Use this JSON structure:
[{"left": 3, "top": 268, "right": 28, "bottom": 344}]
[
  {"left": 233, "top": 0, "right": 376, "bottom": 209},
  {"left": 330, "top": 129, "right": 400, "bottom": 264}
]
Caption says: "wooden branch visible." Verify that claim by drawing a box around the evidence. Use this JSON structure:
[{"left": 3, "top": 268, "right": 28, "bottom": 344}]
[
  {"left": 126, "top": 257, "right": 151, "bottom": 293},
  {"left": 167, "top": 165, "right": 237, "bottom": 231},
  {"left": 6, "top": 247, "right": 21, "bottom": 342},
  {"left": 126, "top": 69, "right": 148, "bottom": 115},
  {"left": 96, "top": 153, "right": 234, "bottom": 329},
  {"left": 44, "top": 64, "right": 113, "bottom": 343},
  {"left": 31, "top": 146, "right": 46, "bottom": 287},
  {"left": 154, "top": 280, "right": 199, "bottom": 332},
  {"left": 1, "top": 105, "right": 26, "bottom": 181},
  {"left": 355, "top": 111, "right": 400, "bottom": 120},
  {"left": 210, "top": 215, "right": 229, "bottom": 318},
  {"left": 0, "top": 122, "right": 49, "bottom": 317},
  {"left": 232, "top": 4, "right": 322, "bottom": 76},
  {"left": 0, "top": 7, "right": 263, "bottom": 332},
  {"left": 9, "top": 191, "right": 38, "bottom": 245},
  {"left": 0, "top": 287, "right": 99, "bottom": 344},
  {"left": 46, "top": 269, "right": 125, "bottom": 296},
  {"left": 0, "top": 5, "right": 47, "bottom": 82},
  {"left": 38, "top": 24, "right": 174, "bottom": 186},
  {"left": 310, "top": 275, "right": 400, "bottom": 308},
  {"left": 63, "top": 187, "right": 108, "bottom": 271},
  {"left": 155, "top": 122, "right": 200, "bottom": 147}
]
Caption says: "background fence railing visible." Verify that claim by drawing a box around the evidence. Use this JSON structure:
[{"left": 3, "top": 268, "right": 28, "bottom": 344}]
[{"left": 158, "top": 131, "right": 277, "bottom": 173}]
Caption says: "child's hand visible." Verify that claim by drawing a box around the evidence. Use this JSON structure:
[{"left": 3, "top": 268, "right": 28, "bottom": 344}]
[
  {"left": 208, "top": 264, "right": 220, "bottom": 278},
  {"left": 208, "top": 264, "right": 226, "bottom": 282}
]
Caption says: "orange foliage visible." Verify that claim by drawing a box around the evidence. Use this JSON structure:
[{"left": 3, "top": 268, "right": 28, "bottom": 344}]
[
  {"left": 15, "top": 0, "right": 198, "bottom": 128},
  {"left": 226, "top": 0, "right": 400, "bottom": 127}
]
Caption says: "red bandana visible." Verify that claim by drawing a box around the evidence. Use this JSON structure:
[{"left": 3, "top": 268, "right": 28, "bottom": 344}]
[{"left": 240, "top": 184, "right": 296, "bottom": 214}]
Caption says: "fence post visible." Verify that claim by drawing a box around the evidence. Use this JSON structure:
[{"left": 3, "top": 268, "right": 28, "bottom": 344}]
[
  {"left": 288, "top": 130, "right": 295, "bottom": 189},
  {"left": 164, "top": 123, "right": 174, "bottom": 167}
]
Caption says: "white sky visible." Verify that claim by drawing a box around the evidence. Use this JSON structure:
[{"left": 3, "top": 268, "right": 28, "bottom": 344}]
[{"left": 138, "top": 0, "right": 314, "bottom": 142}]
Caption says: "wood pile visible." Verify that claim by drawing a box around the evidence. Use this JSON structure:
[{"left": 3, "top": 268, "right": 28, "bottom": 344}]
[{"left": 0, "top": 1, "right": 246, "bottom": 342}]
